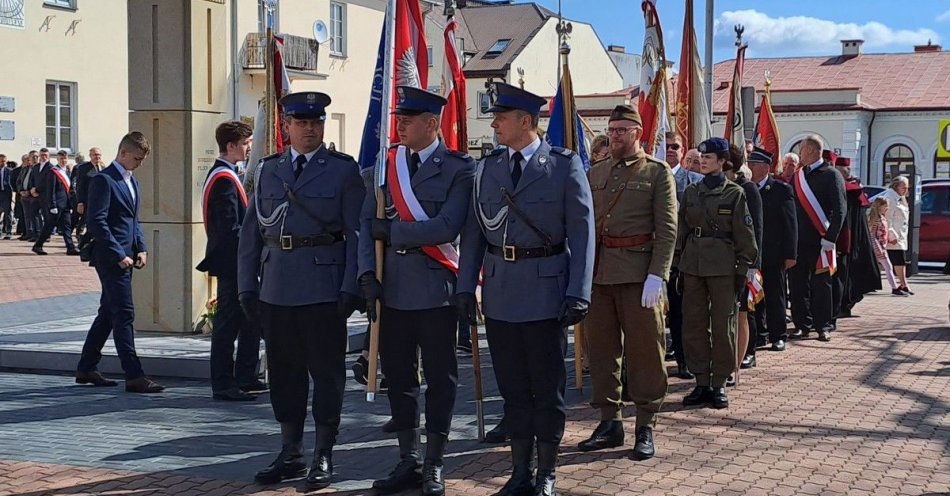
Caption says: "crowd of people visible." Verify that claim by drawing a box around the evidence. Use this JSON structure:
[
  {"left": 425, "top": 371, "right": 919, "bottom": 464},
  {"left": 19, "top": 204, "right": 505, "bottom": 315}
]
[{"left": 0, "top": 83, "right": 918, "bottom": 496}]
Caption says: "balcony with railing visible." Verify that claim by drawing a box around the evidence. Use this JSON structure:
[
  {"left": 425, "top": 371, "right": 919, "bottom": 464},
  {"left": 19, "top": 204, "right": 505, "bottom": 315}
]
[{"left": 241, "top": 32, "right": 324, "bottom": 78}]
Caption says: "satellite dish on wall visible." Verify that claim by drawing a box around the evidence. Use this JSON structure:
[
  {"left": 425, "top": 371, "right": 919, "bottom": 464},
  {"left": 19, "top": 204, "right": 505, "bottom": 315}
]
[{"left": 313, "top": 20, "right": 329, "bottom": 44}]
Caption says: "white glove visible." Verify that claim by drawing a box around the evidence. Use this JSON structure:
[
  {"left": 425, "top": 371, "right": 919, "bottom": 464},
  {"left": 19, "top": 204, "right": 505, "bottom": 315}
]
[
  {"left": 820, "top": 238, "right": 835, "bottom": 252},
  {"left": 746, "top": 268, "right": 758, "bottom": 281},
  {"left": 49, "top": 208, "right": 58, "bottom": 215},
  {"left": 641, "top": 274, "right": 665, "bottom": 309}
]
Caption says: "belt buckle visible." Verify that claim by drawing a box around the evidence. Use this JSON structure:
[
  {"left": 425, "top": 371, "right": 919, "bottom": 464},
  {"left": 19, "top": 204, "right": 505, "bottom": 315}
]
[
  {"left": 693, "top": 227, "right": 702, "bottom": 238},
  {"left": 280, "top": 235, "right": 293, "bottom": 250},
  {"left": 503, "top": 245, "right": 517, "bottom": 262},
  {"left": 395, "top": 248, "right": 407, "bottom": 255}
]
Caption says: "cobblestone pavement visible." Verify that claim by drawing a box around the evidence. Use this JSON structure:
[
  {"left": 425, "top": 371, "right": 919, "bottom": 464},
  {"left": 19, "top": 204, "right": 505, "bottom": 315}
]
[
  {"left": 0, "top": 231, "right": 948, "bottom": 495},
  {"left": 0, "top": 238, "right": 99, "bottom": 305}
]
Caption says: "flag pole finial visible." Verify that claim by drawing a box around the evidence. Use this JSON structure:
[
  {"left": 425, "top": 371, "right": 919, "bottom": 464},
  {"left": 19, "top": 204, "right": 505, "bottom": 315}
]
[{"left": 734, "top": 24, "right": 745, "bottom": 48}]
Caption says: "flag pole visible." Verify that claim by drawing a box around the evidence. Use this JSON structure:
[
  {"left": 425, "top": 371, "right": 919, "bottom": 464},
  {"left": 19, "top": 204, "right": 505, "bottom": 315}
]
[{"left": 366, "top": 0, "right": 397, "bottom": 403}]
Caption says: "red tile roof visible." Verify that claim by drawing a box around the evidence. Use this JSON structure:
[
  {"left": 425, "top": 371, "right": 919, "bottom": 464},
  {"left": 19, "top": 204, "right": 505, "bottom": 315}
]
[{"left": 711, "top": 51, "right": 950, "bottom": 113}]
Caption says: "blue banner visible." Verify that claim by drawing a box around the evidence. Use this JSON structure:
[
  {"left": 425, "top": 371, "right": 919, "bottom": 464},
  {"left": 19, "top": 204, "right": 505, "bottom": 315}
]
[
  {"left": 358, "top": 28, "right": 387, "bottom": 170},
  {"left": 545, "top": 82, "right": 590, "bottom": 170}
]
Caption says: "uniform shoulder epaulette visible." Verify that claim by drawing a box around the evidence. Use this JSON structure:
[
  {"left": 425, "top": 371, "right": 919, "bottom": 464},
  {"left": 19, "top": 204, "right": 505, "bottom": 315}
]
[
  {"left": 645, "top": 155, "right": 668, "bottom": 167},
  {"left": 328, "top": 149, "right": 357, "bottom": 162},
  {"left": 550, "top": 146, "right": 575, "bottom": 157},
  {"left": 260, "top": 152, "right": 282, "bottom": 163},
  {"left": 484, "top": 147, "right": 506, "bottom": 158},
  {"left": 446, "top": 149, "right": 472, "bottom": 160}
]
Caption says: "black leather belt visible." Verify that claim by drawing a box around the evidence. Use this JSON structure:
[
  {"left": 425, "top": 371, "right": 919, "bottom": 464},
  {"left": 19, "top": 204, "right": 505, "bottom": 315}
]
[
  {"left": 692, "top": 227, "right": 730, "bottom": 239},
  {"left": 265, "top": 232, "right": 344, "bottom": 250},
  {"left": 488, "top": 242, "right": 565, "bottom": 261},
  {"left": 389, "top": 246, "right": 424, "bottom": 255}
]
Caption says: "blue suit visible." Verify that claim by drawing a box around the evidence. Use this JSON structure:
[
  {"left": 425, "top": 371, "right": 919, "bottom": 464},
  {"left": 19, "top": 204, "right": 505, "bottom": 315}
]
[
  {"left": 456, "top": 140, "right": 595, "bottom": 444},
  {"left": 77, "top": 163, "right": 147, "bottom": 380},
  {"left": 33, "top": 164, "right": 76, "bottom": 251}
]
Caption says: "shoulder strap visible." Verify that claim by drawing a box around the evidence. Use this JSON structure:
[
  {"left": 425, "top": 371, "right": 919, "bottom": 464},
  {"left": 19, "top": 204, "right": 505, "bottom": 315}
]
[
  {"left": 595, "top": 163, "right": 638, "bottom": 235},
  {"left": 500, "top": 188, "right": 553, "bottom": 248}
]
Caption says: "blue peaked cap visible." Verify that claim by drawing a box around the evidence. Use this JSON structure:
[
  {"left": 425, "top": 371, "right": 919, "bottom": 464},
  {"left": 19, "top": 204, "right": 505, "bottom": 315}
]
[
  {"left": 747, "top": 146, "right": 774, "bottom": 164},
  {"left": 280, "top": 91, "right": 331, "bottom": 120},
  {"left": 393, "top": 86, "right": 447, "bottom": 115},
  {"left": 487, "top": 82, "right": 547, "bottom": 115},
  {"left": 698, "top": 137, "right": 729, "bottom": 154}
]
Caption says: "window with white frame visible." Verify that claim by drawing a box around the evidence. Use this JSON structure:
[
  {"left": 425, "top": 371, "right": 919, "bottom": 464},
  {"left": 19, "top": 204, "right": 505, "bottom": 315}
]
[
  {"left": 46, "top": 82, "right": 76, "bottom": 152},
  {"left": 44, "top": 0, "right": 76, "bottom": 9},
  {"left": 330, "top": 2, "right": 346, "bottom": 57},
  {"left": 257, "top": 0, "right": 279, "bottom": 32},
  {"left": 477, "top": 91, "right": 492, "bottom": 118}
]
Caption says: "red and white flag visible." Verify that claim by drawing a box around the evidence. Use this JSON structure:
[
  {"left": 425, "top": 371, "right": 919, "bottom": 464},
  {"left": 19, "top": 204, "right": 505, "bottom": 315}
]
[
  {"left": 440, "top": 18, "right": 467, "bottom": 152},
  {"left": 754, "top": 81, "right": 781, "bottom": 173},
  {"left": 724, "top": 43, "right": 747, "bottom": 155},
  {"left": 674, "top": 0, "right": 711, "bottom": 150},
  {"left": 638, "top": 0, "right": 671, "bottom": 156}
]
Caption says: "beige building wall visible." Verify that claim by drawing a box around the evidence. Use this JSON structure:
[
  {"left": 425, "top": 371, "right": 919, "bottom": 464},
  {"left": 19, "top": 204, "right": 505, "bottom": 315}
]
[{"left": 0, "top": 0, "right": 128, "bottom": 157}]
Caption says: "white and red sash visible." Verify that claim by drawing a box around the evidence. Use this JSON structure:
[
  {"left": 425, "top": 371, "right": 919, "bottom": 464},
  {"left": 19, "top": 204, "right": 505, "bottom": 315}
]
[
  {"left": 794, "top": 167, "right": 836, "bottom": 274},
  {"left": 746, "top": 269, "right": 765, "bottom": 311},
  {"left": 201, "top": 165, "right": 248, "bottom": 232},
  {"left": 386, "top": 146, "right": 460, "bottom": 274},
  {"left": 50, "top": 166, "right": 71, "bottom": 194}
]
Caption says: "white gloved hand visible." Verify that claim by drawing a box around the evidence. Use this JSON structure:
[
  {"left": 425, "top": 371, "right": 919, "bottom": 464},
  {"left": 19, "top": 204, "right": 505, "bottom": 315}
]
[
  {"left": 49, "top": 208, "right": 58, "bottom": 215},
  {"left": 641, "top": 274, "right": 665, "bottom": 308},
  {"left": 820, "top": 238, "right": 835, "bottom": 252},
  {"left": 746, "top": 268, "right": 758, "bottom": 281}
]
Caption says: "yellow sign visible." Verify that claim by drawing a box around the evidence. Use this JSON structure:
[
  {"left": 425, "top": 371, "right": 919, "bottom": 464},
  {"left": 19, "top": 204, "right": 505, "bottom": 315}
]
[{"left": 939, "top": 119, "right": 950, "bottom": 158}]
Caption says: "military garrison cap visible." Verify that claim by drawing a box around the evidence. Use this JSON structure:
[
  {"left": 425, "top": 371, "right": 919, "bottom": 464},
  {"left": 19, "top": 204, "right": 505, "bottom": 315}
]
[
  {"left": 835, "top": 156, "right": 851, "bottom": 167},
  {"left": 280, "top": 91, "right": 331, "bottom": 120},
  {"left": 698, "top": 137, "right": 729, "bottom": 155},
  {"left": 486, "top": 82, "right": 547, "bottom": 115},
  {"left": 747, "top": 146, "right": 774, "bottom": 164},
  {"left": 608, "top": 105, "right": 642, "bottom": 126},
  {"left": 393, "top": 86, "right": 447, "bottom": 116}
]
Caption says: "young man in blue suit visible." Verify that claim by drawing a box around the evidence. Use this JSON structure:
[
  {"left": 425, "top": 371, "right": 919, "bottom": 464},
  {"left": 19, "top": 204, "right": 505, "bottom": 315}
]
[{"left": 75, "top": 132, "right": 164, "bottom": 394}]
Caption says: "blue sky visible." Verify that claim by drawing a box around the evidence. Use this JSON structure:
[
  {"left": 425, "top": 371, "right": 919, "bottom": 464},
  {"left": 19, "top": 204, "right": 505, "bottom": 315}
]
[{"left": 532, "top": 0, "right": 950, "bottom": 62}]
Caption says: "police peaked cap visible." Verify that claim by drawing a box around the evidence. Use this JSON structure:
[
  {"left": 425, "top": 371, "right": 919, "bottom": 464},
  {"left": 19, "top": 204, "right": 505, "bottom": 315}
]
[
  {"left": 486, "top": 82, "right": 547, "bottom": 116},
  {"left": 280, "top": 91, "right": 331, "bottom": 120}
]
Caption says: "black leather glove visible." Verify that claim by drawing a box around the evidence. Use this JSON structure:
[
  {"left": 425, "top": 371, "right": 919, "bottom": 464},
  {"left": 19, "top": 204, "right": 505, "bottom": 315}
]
[
  {"left": 337, "top": 291, "right": 363, "bottom": 319},
  {"left": 674, "top": 269, "right": 685, "bottom": 296},
  {"left": 371, "top": 218, "right": 392, "bottom": 242},
  {"left": 454, "top": 292, "right": 478, "bottom": 326},
  {"left": 558, "top": 297, "right": 589, "bottom": 327},
  {"left": 238, "top": 291, "right": 260, "bottom": 324},
  {"left": 359, "top": 272, "right": 384, "bottom": 322}
]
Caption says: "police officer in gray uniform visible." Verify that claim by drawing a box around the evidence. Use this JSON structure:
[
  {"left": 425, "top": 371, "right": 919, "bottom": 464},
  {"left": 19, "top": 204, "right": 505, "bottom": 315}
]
[
  {"left": 456, "top": 82, "right": 595, "bottom": 496},
  {"left": 237, "top": 91, "right": 365, "bottom": 490},
  {"left": 359, "top": 86, "right": 475, "bottom": 496}
]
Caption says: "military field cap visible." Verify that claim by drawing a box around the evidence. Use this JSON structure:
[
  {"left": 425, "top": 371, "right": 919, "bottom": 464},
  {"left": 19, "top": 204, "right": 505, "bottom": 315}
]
[
  {"left": 393, "top": 86, "right": 447, "bottom": 116},
  {"left": 486, "top": 82, "right": 547, "bottom": 115},
  {"left": 280, "top": 91, "right": 331, "bottom": 120},
  {"left": 698, "top": 137, "right": 729, "bottom": 154},
  {"left": 608, "top": 105, "right": 642, "bottom": 126},
  {"left": 835, "top": 156, "right": 851, "bottom": 167},
  {"left": 747, "top": 146, "right": 773, "bottom": 164}
]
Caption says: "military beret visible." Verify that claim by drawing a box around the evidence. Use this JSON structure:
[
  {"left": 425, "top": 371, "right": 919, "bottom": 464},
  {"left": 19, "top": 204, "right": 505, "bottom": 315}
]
[
  {"left": 822, "top": 149, "right": 838, "bottom": 164},
  {"left": 280, "top": 91, "right": 331, "bottom": 120},
  {"left": 747, "top": 146, "right": 774, "bottom": 164},
  {"left": 834, "top": 156, "right": 851, "bottom": 167},
  {"left": 486, "top": 82, "right": 547, "bottom": 116},
  {"left": 393, "top": 86, "right": 447, "bottom": 116},
  {"left": 698, "top": 137, "right": 729, "bottom": 154},
  {"left": 608, "top": 105, "right": 642, "bottom": 126}
]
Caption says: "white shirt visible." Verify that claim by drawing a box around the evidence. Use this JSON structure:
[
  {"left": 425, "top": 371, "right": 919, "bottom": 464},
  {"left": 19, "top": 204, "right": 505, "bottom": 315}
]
[
  {"left": 111, "top": 161, "right": 135, "bottom": 203},
  {"left": 808, "top": 158, "right": 823, "bottom": 172},
  {"left": 671, "top": 164, "right": 682, "bottom": 176},
  {"left": 410, "top": 139, "right": 441, "bottom": 166},
  {"left": 757, "top": 176, "right": 768, "bottom": 189},
  {"left": 508, "top": 136, "right": 542, "bottom": 173},
  {"left": 289, "top": 145, "right": 323, "bottom": 170}
]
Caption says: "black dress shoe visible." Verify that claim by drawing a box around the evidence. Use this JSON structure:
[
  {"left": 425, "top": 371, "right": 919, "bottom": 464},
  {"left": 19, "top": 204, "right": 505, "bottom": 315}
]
[
  {"left": 630, "top": 426, "right": 655, "bottom": 460},
  {"left": 664, "top": 350, "right": 676, "bottom": 361},
  {"left": 66, "top": 249, "right": 80, "bottom": 256},
  {"left": 239, "top": 379, "right": 269, "bottom": 394},
  {"left": 711, "top": 387, "right": 729, "bottom": 409},
  {"left": 740, "top": 354, "right": 756, "bottom": 369},
  {"left": 372, "top": 458, "right": 423, "bottom": 493},
  {"left": 351, "top": 355, "right": 368, "bottom": 385},
  {"left": 422, "top": 461, "right": 445, "bottom": 496},
  {"left": 790, "top": 329, "right": 804, "bottom": 339},
  {"left": 75, "top": 370, "right": 117, "bottom": 387},
  {"left": 755, "top": 335, "right": 769, "bottom": 348},
  {"left": 683, "top": 386, "right": 713, "bottom": 406},
  {"left": 771, "top": 340, "right": 786, "bottom": 351},
  {"left": 255, "top": 452, "right": 307, "bottom": 484},
  {"left": 31, "top": 246, "right": 47, "bottom": 255},
  {"left": 213, "top": 387, "right": 256, "bottom": 401},
  {"left": 725, "top": 376, "right": 736, "bottom": 388},
  {"left": 818, "top": 330, "right": 831, "bottom": 342},
  {"left": 305, "top": 450, "right": 333, "bottom": 490},
  {"left": 483, "top": 420, "right": 509, "bottom": 444},
  {"left": 382, "top": 417, "right": 399, "bottom": 433},
  {"left": 899, "top": 286, "right": 914, "bottom": 295},
  {"left": 675, "top": 361, "right": 694, "bottom": 380},
  {"left": 577, "top": 420, "right": 624, "bottom": 451}
]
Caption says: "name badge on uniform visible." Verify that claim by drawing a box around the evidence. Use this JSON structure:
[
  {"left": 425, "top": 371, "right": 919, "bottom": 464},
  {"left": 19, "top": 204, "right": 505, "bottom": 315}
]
[
  {"left": 717, "top": 203, "right": 733, "bottom": 215},
  {"left": 626, "top": 180, "right": 652, "bottom": 190}
]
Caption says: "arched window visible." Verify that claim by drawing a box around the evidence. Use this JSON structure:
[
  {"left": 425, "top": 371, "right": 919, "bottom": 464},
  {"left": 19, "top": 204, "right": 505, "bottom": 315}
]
[
  {"left": 935, "top": 151, "right": 950, "bottom": 179},
  {"left": 789, "top": 140, "right": 803, "bottom": 156},
  {"left": 883, "top": 144, "right": 914, "bottom": 184}
]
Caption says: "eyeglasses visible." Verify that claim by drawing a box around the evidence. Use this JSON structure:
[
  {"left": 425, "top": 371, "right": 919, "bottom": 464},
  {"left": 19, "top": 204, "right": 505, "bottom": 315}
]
[
  {"left": 666, "top": 143, "right": 681, "bottom": 151},
  {"left": 606, "top": 127, "right": 635, "bottom": 136}
]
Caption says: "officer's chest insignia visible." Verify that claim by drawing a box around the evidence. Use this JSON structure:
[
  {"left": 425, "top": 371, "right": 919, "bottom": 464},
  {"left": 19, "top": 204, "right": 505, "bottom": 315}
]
[
  {"left": 434, "top": 157, "right": 442, "bottom": 164},
  {"left": 627, "top": 180, "right": 652, "bottom": 190},
  {"left": 717, "top": 204, "right": 733, "bottom": 215},
  {"left": 539, "top": 155, "right": 548, "bottom": 164},
  {"left": 318, "top": 158, "right": 326, "bottom": 164},
  {"left": 744, "top": 215, "right": 753, "bottom": 226}
]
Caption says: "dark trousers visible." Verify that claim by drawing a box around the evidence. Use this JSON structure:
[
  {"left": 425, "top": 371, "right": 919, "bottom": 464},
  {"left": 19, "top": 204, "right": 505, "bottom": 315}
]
[
  {"left": 788, "top": 258, "right": 834, "bottom": 333},
  {"left": 666, "top": 267, "right": 686, "bottom": 363},
  {"left": 753, "top": 264, "right": 790, "bottom": 350},
  {"left": 485, "top": 318, "right": 567, "bottom": 444},
  {"left": 0, "top": 192, "right": 12, "bottom": 234},
  {"left": 380, "top": 305, "right": 458, "bottom": 436},
  {"left": 35, "top": 208, "right": 74, "bottom": 250},
  {"left": 22, "top": 197, "right": 39, "bottom": 237},
  {"left": 831, "top": 254, "right": 848, "bottom": 325},
  {"left": 260, "top": 302, "right": 346, "bottom": 428},
  {"left": 78, "top": 263, "right": 145, "bottom": 379},
  {"left": 14, "top": 196, "right": 23, "bottom": 234},
  {"left": 210, "top": 275, "right": 261, "bottom": 392}
]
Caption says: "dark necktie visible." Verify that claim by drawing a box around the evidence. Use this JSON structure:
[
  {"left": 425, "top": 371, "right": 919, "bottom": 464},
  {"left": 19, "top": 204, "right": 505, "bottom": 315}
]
[
  {"left": 409, "top": 152, "right": 421, "bottom": 178},
  {"left": 294, "top": 154, "right": 307, "bottom": 180},
  {"left": 511, "top": 152, "right": 524, "bottom": 188}
]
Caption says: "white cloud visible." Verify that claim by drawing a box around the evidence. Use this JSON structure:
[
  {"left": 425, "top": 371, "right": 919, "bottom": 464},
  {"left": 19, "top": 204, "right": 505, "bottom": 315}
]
[
  {"left": 714, "top": 10, "right": 941, "bottom": 56},
  {"left": 937, "top": 9, "right": 950, "bottom": 22}
]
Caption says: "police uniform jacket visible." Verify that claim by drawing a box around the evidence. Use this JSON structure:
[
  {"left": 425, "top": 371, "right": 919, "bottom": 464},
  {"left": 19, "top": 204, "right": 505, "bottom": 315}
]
[
  {"left": 457, "top": 140, "right": 595, "bottom": 323},
  {"left": 758, "top": 176, "right": 798, "bottom": 266},
  {"left": 197, "top": 159, "right": 246, "bottom": 278},
  {"left": 793, "top": 161, "right": 847, "bottom": 265},
  {"left": 237, "top": 146, "right": 364, "bottom": 306},
  {"left": 587, "top": 149, "right": 677, "bottom": 285},
  {"left": 675, "top": 175, "right": 757, "bottom": 277},
  {"left": 358, "top": 141, "right": 475, "bottom": 311}
]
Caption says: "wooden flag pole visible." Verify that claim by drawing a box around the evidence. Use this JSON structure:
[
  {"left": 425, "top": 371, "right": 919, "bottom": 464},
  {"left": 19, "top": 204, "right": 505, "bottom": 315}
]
[{"left": 471, "top": 302, "right": 485, "bottom": 441}]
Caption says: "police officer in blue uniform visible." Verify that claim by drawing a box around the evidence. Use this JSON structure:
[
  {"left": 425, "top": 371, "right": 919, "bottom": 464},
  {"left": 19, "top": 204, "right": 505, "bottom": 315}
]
[
  {"left": 456, "top": 82, "right": 595, "bottom": 496},
  {"left": 359, "top": 86, "right": 475, "bottom": 496},
  {"left": 237, "top": 91, "right": 365, "bottom": 490}
]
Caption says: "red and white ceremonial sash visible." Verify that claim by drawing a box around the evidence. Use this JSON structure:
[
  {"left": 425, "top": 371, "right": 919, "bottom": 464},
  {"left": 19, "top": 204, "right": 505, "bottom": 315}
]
[
  {"left": 51, "top": 166, "right": 71, "bottom": 194},
  {"left": 201, "top": 166, "right": 248, "bottom": 232},
  {"left": 794, "top": 167, "right": 836, "bottom": 274},
  {"left": 746, "top": 270, "right": 765, "bottom": 311},
  {"left": 386, "top": 146, "right": 460, "bottom": 274}
]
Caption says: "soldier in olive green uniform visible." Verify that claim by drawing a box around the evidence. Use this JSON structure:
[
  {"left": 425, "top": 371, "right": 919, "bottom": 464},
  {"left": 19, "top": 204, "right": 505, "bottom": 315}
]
[
  {"left": 578, "top": 105, "right": 676, "bottom": 461},
  {"left": 676, "top": 137, "right": 757, "bottom": 409}
]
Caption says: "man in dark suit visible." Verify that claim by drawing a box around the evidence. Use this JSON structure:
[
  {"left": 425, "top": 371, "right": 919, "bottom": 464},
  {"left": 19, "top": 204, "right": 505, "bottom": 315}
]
[
  {"left": 18, "top": 151, "right": 40, "bottom": 241},
  {"left": 197, "top": 120, "right": 263, "bottom": 402},
  {"left": 745, "top": 147, "right": 797, "bottom": 364},
  {"left": 75, "top": 132, "right": 164, "bottom": 394},
  {"left": 31, "top": 152, "right": 78, "bottom": 256},
  {"left": 29, "top": 148, "right": 53, "bottom": 238},
  {"left": 73, "top": 147, "right": 106, "bottom": 242},
  {"left": 0, "top": 155, "right": 13, "bottom": 239},
  {"left": 788, "top": 136, "right": 846, "bottom": 342}
]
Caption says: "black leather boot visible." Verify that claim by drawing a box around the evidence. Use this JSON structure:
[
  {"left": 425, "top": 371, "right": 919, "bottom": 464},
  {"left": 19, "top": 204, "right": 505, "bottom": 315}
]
[
  {"left": 675, "top": 361, "right": 694, "bottom": 379},
  {"left": 254, "top": 421, "right": 307, "bottom": 484},
  {"left": 422, "top": 433, "right": 447, "bottom": 496},
  {"left": 533, "top": 441, "right": 557, "bottom": 496},
  {"left": 711, "top": 387, "right": 729, "bottom": 409},
  {"left": 577, "top": 420, "right": 624, "bottom": 451},
  {"left": 683, "top": 385, "right": 713, "bottom": 406},
  {"left": 496, "top": 438, "right": 535, "bottom": 496},
  {"left": 630, "top": 426, "right": 655, "bottom": 460},
  {"left": 484, "top": 418, "right": 509, "bottom": 444},
  {"left": 372, "top": 429, "right": 423, "bottom": 493},
  {"left": 306, "top": 425, "right": 336, "bottom": 489}
]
